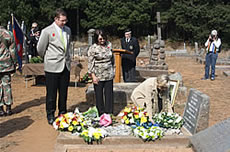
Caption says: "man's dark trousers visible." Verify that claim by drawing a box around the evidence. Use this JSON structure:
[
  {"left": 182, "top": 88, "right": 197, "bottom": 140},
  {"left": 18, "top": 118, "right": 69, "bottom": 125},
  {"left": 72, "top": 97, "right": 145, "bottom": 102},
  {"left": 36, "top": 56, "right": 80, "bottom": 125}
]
[
  {"left": 45, "top": 66, "right": 70, "bottom": 119},
  {"left": 205, "top": 53, "right": 218, "bottom": 79},
  {"left": 122, "top": 65, "right": 136, "bottom": 82}
]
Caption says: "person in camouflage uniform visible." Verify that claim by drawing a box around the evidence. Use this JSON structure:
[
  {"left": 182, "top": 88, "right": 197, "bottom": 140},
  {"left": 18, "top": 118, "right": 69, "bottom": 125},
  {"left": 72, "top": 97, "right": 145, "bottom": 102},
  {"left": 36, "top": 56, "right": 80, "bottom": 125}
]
[
  {"left": 88, "top": 29, "right": 115, "bottom": 115},
  {"left": 0, "top": 25, "right": 17, "bottom": 116}
]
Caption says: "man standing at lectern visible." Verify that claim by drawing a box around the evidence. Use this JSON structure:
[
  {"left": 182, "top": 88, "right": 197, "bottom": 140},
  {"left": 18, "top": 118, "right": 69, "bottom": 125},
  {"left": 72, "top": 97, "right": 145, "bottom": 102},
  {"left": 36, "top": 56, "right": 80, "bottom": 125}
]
[{"left": 121, "top": 29, "right": 140, "bottom": 82}]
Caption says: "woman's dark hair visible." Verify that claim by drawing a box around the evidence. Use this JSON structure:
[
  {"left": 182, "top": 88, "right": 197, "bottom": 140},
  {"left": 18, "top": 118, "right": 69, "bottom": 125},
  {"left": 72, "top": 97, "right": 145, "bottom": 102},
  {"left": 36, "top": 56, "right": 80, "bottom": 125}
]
[{"left": 94, "top": 29, "right": 107, "bottom": 44}]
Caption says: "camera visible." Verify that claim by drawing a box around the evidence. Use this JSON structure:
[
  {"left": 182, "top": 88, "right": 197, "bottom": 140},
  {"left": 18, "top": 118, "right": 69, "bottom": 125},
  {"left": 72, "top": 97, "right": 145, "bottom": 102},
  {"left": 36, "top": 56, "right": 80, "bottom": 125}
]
[{"left": 211, "top": 34, "right": 215, "bottom": 39}]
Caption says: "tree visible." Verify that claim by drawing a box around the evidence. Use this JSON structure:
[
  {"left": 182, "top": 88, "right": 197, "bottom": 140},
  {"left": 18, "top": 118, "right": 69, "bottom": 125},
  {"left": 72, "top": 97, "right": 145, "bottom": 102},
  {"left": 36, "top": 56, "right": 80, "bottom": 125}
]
[{"left": 81, "top": 0, "right": 153, "bottom": 36}]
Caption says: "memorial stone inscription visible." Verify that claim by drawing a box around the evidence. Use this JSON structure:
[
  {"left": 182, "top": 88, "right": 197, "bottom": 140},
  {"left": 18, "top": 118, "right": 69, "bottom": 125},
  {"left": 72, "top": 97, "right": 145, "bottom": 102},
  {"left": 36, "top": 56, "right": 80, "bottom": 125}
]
[{"left": 183, "top": 88, "right": 210, "bottom": 135}]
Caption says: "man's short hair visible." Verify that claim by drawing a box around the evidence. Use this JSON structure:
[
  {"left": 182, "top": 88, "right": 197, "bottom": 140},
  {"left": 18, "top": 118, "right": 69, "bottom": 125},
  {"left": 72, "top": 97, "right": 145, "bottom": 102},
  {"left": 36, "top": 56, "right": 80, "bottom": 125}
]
[
  {"left": 55, "top": 8, "right": 67, "bottom": 18},
  {"left": 32, "top": 22, "right": 38, "bottom": 28},
  {"left": 125, "top": 28, "right": 132, "bottom": 34}
]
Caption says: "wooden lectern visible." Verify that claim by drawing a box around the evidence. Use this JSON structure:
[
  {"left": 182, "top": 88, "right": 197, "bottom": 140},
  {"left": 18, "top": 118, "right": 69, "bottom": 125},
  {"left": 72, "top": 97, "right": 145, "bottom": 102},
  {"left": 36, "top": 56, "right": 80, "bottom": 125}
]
[{"left": 112, "top": 49, "right": 133, "bottom": 83}]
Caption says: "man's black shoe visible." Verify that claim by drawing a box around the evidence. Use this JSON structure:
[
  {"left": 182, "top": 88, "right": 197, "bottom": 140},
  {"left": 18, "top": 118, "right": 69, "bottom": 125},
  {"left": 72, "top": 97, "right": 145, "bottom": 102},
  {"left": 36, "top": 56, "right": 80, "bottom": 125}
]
[
  {"left": 0, "top": 106, "right": 5, "bottom": 117},
  {"left": 6, "top": 105, "right": 12, "bottom": 116},
  {"left": 47, "top": 117, "right": 55, "bottom": 125},
  {"left": 58, "top": 111, "right": 67, "bottom": 116}
]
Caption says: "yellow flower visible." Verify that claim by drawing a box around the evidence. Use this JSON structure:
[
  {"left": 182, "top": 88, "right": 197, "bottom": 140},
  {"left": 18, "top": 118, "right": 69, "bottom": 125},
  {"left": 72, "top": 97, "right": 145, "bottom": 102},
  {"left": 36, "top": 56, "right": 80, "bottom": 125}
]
[
  {"left": 68, "top": 126, "right": 74, "bottom": 132},
  {"left": 125, "top": 119, "right": 130, "bottom": 124},
  {"left": 72, "top": 120, "right": 78, "bottom": 126},
  {"left": 134, "top": 114, "right": 139, "bottom": 119},
  {"left": 60, "top": 123, "right": 64, "bottom": 129},
  {"left": 81, "top": 130, "right": 88, "bottom": 137},
  {"left": 123, "top": 115, "right": 127, "bottom": 120},
  {"left": 124, "top": 107, "right": 131, "bottom": 113},
  {"left": 141, "top": 116, "right": 147, "bottom": 124},
  {"left": 93, "top": 132, "right": 101, "bottom": 140}
]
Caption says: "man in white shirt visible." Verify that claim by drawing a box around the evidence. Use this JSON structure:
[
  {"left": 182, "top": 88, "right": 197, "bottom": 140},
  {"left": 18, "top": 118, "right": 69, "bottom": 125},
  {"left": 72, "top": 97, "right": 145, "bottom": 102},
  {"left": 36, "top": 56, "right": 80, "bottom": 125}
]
[
  {"left": 37, "top": 8, "right": 72, "bottom": 125},
  {"left": 202, "top": 30, "right": 221, "bottom": 81}
]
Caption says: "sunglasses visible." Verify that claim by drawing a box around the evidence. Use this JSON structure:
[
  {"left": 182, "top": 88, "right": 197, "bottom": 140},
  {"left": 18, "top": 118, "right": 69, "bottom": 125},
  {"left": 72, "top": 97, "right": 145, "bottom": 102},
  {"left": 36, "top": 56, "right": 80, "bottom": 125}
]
[{"left": 98, "top": 38, "right": 105, "bottom": 41}]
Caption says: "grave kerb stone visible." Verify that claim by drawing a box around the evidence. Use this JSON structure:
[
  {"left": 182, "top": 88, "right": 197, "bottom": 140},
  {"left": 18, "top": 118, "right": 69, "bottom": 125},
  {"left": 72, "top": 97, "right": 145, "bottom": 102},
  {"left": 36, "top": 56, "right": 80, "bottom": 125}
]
[{"left": 190, "top": 118, "right": 230, "bottom": 152}]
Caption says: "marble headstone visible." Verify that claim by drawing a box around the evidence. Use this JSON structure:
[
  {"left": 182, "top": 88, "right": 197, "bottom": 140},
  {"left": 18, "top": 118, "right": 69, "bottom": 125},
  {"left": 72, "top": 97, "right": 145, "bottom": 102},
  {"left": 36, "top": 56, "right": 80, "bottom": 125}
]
[{"left": 183, "top": 88, "right": 210, "bottom": 135}]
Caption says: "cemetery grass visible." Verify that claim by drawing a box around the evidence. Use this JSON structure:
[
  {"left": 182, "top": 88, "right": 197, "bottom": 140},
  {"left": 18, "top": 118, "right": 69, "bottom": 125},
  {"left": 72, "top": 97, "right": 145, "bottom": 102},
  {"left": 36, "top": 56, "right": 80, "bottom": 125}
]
[{"left": 0, "top": 56, "right": 230, "bottom": 152}]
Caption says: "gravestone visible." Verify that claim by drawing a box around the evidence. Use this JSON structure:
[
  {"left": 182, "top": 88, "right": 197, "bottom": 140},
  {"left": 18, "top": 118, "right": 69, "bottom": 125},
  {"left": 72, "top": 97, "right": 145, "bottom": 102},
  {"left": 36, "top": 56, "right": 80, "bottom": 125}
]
[
  {"left": 183, "top": 88, "right": 210, "bottom": 135},
  {"left": 190, "top": 118, "right": 230, "bottom": 152},
  {"left": 87, "top": 29, "right": 95, "bottom": 46}
]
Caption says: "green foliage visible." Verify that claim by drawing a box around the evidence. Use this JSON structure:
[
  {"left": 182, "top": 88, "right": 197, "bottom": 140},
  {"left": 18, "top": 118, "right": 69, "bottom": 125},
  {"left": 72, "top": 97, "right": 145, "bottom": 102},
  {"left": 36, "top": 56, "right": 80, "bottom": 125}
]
[
  {"left": 165, "top": 0, "right": 230, "bottom": 47},
  {"left": 81, "top": 0, "right": 153, "bottom": 35},
  {"left": 0, "top": 0, "right": 229, "bottom": 47},
  {"left": 29, "top": 56, "right": 43, "bottom": 63}
]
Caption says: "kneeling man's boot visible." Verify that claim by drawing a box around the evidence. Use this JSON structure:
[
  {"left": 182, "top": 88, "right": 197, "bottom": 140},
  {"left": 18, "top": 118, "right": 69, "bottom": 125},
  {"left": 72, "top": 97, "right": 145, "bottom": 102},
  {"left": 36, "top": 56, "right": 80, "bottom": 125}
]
[
  {"left": 0, "top": 106, "right": 5, "bottom": 116},
  {"left": 6, "top": 105, "right": 12, "bottom": 116}
]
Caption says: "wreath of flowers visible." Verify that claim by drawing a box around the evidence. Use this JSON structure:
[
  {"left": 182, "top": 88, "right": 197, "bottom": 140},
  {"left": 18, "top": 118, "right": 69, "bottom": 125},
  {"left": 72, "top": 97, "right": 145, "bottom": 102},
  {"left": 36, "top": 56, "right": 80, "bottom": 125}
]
[
  {"left": 153, "top": 112, "right": 184, "bottom": 129},
  {"left": 118, "top": 106, "right": 164, "bottom": 141},
  {"left": 119, "top": 106, "right": 149, "bottom": 125}
]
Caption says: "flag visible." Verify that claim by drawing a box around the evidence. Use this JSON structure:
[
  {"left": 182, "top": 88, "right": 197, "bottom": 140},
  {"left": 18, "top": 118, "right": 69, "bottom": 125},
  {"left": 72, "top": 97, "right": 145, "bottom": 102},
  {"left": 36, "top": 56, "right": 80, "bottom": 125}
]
[{"left": 11, "top": 14, "right": 23, "bottom": 70}]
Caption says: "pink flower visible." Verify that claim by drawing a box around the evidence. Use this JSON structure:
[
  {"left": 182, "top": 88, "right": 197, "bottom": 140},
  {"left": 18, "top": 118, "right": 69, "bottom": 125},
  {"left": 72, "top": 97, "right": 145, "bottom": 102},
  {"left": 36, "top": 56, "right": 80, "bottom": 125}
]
[{"left": 99, "top": 113, "right": 112, "bottom": 127}]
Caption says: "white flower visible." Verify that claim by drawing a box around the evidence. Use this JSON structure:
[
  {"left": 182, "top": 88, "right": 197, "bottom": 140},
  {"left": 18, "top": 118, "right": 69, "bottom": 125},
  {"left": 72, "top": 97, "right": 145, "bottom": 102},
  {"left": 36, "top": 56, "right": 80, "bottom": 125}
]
[
  {"left": 149, "top": 131, "right": 154, "bottom": 137},
  {"left": 158, "top": 113, "right": 163, "bottom": 120},
  {"left": 130, "top": 118, "right": 135, "bottom": 124},
  {"left": 74, "top": 108, "right": 80, "bottom": 114},
  {"left": 133, "top": 128, "right": 139, "bottom": 136},
  {"left": 88, "top": 127, "right": 95, "bottom": 138},
  {"left": 118, "top": 112, "right": 124, "bottom": 117},
  {"left": 168, "top": 119, "right": 173, "bottom": 123},
  {"left": 77, "top": 126, "right": 81, "bottom": 131},
  {"left": 63, "top": 122, "right": 69, "bottom": 128},
  {"left": 128, "top": 113, "right": 133, "bottom": 118},
  {"left": 175, "top": 116, "right": 182, "bottom": 123},
  {"left": 167, "top": 112, "right": 172, "bottom": 117},
  {"left": 142, "top": 132, "right": 149, "bottom": 140},
  {"left": 53, "top": 123, "right": 58, "bottom": 130}
]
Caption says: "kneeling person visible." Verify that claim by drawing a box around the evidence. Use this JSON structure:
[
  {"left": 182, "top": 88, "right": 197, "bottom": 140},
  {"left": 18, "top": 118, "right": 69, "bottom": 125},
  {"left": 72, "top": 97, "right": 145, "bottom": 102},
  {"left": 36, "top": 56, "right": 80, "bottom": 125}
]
[{"left": 131, "top": 74, "right": 172, "bottom": 122}]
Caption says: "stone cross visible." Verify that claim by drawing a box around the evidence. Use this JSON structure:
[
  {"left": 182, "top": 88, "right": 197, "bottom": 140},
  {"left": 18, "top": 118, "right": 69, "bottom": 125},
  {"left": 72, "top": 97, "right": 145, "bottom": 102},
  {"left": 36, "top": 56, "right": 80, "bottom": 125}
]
[{"left": 157, "top": 12, "right": 162, "bottom": 41}]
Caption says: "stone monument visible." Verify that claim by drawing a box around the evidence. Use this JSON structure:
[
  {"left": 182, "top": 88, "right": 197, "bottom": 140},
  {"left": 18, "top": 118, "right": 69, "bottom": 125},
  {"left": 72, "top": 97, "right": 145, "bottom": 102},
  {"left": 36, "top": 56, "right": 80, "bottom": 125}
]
[{"left": 136, "top": 12, "right": 168, "bottom": 79}]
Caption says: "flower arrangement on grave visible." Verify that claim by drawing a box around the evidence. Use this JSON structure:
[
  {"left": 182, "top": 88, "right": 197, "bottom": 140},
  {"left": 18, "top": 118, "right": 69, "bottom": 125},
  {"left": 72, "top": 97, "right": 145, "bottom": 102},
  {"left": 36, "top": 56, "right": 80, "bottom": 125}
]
[
  {"left": 118, "top": 106, "right": 149, "bottom": 126},
  {"left": 53, "top": 112, "right": 85, "bottom": 134},
  {"left": 80, "top": 127, "right": 108, "bottom": 144},
  {"left": 53, "top": 106, "right": 108, "bottom": 144},
  {"left": 153, "top": 112, "right": 184, "bottom": 129},
  {"left": 133, "top": 125, "right": 163, "bottom": 141},
  {"left": 118, "top": 106, "right": 164, "bottom": 141}
]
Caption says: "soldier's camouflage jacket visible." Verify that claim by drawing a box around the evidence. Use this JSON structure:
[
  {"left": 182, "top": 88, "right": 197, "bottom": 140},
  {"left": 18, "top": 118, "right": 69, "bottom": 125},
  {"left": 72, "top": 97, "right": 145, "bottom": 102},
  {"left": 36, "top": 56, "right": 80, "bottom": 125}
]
[{"left": 0, "top": 26, "right": 17, "bottom": 73}]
